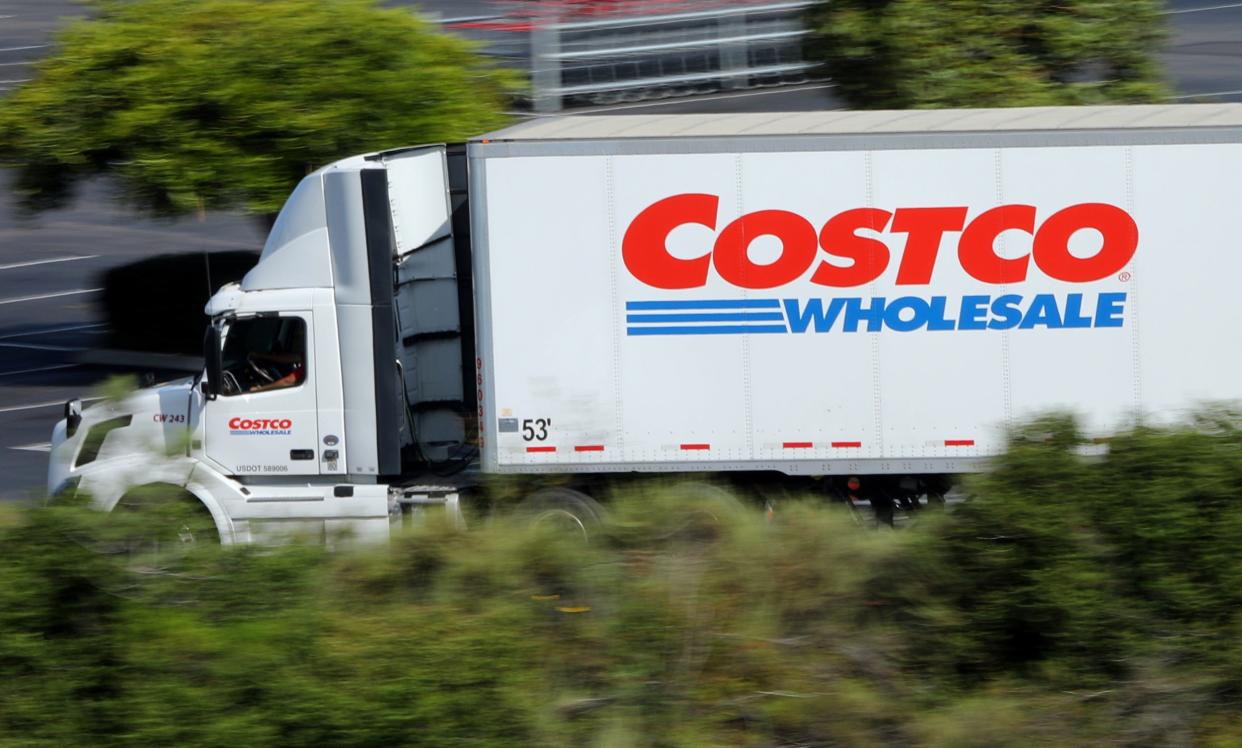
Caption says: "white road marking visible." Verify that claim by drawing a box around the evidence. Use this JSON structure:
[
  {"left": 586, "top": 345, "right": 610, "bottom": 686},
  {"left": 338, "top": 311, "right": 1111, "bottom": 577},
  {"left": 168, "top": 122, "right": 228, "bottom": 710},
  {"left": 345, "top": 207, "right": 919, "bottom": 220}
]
[
  {"left": 0, "top": 255, "right": 99, "bottom": 271},
  {"left": 1164, "top": 2, "right": 1242, "bottom": 13},
  {"left": 0, "top": 400, "right": 68, "bottom": 414},
  {"left": 10, "top": 443, "right": 51, "bottom": 453},
  {"left": 0, "top": 61, "right": 31, "bottom": 67},
  {"left": 1169, "top": 88, "right": 1242, "bottom": 99},
  {"left": 0, "top": 364, "right": 79, "bottom": 378},
  {"left": 0, "top": 322, "right": 108, "bottom": 341},
  {"left": 0, "top": 220, "right": 255, "bottom": 249},
  {"left": 0, "top": 79, "right": 31, "bottom": 84},
  {"left": 0, "top": 341, "right": 84, "bottom": 352},
  {"left": 0, "top": 396, "right": 103, "bottom": 415},
  {"left": 0, "top": 45, "right": 45, "bottom": 53},
  {"left": 0, "top": 287, "right": 103, "bottom": 305}
]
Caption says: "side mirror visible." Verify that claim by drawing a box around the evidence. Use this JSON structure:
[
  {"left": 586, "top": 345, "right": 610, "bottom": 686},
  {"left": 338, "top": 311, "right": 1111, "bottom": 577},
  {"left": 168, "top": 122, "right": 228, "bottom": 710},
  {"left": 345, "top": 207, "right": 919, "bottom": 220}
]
[
  {"left": 203, "top": 324, "right": 223, "bottom": 400},
  {"left": 64, "top": 399, "right": 82, "bottom": 437}
]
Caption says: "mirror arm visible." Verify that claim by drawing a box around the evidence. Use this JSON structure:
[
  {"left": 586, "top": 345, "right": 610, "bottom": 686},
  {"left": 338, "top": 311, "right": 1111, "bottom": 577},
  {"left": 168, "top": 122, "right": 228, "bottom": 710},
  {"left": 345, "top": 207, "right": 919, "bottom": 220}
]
[{"left": 202, "top": 320, "right": 225, "bottom": 400}]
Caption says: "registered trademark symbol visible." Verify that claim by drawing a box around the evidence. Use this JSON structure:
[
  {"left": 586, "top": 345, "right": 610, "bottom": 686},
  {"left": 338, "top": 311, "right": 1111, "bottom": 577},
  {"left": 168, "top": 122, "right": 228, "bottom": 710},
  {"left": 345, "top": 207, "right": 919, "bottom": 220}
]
[{"left": 1118, "top": 271, "right": 1132, "bottom": 282}]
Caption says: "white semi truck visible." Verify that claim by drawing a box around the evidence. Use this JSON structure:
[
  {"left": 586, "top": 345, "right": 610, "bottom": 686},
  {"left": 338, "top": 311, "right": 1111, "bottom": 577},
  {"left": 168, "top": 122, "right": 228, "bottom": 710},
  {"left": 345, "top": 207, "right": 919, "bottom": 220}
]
[{"left": 47, "top": 104, "right": 1242, "bottom": 542}]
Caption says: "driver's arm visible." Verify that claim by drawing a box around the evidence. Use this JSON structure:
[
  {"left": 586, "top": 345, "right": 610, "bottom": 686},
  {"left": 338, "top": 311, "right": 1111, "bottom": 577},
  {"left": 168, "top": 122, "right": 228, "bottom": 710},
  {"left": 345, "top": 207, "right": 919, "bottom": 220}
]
[
  {"left": 247, "top": 364, "right": 303, "bottom": 393},
  {"left": 249, "top": 372, "right": 295, "bottom": 393}
]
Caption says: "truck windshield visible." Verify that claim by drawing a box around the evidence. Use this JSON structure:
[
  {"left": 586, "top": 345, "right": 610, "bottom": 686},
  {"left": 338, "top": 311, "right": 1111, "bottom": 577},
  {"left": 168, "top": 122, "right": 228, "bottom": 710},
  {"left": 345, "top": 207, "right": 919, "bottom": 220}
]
[{"left": 219, "top": 317, "right": 306, "bottom": 396}]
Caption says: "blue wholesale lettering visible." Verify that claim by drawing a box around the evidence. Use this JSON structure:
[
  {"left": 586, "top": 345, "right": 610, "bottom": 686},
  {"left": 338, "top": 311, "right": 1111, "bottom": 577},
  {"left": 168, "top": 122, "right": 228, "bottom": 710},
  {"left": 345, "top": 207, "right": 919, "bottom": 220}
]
[
  {"left": 780, "top": 293, "right": 1127, "bottom": 333},
  {"left": 626, "top": 294, "right": 1128, "bottom": 336}
]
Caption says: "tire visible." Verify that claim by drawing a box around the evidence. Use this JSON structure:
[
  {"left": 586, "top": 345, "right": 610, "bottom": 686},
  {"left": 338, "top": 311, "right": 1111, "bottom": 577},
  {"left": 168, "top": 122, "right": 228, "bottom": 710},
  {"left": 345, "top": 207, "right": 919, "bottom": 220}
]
[
  {"left": 114, "top": 485, "right": 219, "bottom": 559},
  {"left": 661, "top": 481, "right": 747, "bottom": 543},
  {"left": 517, "top": 487, "right": 606, "bottom": 543},
  {"left": 667, "top": 480, "right": 744, "bottom": 510}
]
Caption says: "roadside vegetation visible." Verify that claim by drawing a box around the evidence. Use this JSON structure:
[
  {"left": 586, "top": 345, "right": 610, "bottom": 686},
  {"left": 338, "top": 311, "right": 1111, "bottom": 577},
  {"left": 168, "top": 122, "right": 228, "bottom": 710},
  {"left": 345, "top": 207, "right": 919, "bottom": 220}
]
[
  {"left": 5, "top": 414, "right": 1242, "bottom": 746},
  {"left": 0, "top": 0, "right": 518, "bottom": 357},
  {"left": 810, "top": 0, "right": 1170, "bottom": 108},
  {"left": 0, "top": 0, "right": 516, "bottom": 224}
]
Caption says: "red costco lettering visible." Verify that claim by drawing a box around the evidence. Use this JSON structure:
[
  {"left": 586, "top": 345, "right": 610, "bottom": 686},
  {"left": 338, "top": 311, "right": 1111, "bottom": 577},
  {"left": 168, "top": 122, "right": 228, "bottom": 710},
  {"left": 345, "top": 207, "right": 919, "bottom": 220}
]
[
  {"left": 1033, "top": 203, "right": 1138, "bottom": 282},
  {"left": 624, "top": 195, "right": 1138, "bottom": 289},
  {"left": 714, "top": 209, "right": 818, "bottom": 288},
  {"left": 958, "top": 205, "right": 1036, "bottom": 284},
  {"left": 228, "top": 417, "right": 293, "bottom": 430},
  {"left": 622, "top": 194, "right": 717, "bottom": 290},
  {"left": 891, "top": 207, "right": 968, "bottom": 285},
  {"left": 811, "top": 208, "right": 892, "bottom": 287}
]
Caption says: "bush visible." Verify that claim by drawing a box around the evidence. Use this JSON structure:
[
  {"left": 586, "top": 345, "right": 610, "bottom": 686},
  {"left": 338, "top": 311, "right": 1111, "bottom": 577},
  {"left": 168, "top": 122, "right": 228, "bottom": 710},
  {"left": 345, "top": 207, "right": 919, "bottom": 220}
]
[
  {"left": 808, "top": 0, "right": 1169, "bottom": 109},
  {"left": 0, "top": 0, "right": 516, "bottom": 219},
  {"left": 5, "top": 417, "right": 1242, "bottom": 745}
]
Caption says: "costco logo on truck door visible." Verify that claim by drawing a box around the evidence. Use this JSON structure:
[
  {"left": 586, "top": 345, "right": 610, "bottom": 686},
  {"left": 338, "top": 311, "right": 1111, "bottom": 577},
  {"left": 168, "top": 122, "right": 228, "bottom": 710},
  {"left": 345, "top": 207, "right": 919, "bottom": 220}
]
[
  {"left": 621, "top": 194, "right": 1136, "bottom": 335},
  {"left": 229, "top": 417, "right": 293, "bottom": 436}
]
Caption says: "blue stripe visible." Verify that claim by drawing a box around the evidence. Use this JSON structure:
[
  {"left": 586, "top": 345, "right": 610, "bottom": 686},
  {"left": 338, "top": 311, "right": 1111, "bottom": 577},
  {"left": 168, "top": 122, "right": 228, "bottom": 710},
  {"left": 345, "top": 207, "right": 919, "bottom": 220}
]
[
  {"left": 625, "top": 299, "right": 780, "bottom": 310},
  {"left": 627, "top": 312, "right": 785, "bottom": 323},
  {"left": 627, "top": 325, "right": 789, "bottom": 336}
]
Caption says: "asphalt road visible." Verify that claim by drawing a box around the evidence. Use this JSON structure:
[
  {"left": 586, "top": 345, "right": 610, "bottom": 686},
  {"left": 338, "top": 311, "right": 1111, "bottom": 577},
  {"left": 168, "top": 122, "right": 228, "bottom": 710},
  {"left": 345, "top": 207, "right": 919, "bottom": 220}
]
[
  {"left": 1, "top": 0, "right": 1241, "bottom": 498},
  {"left": 0, "top": 172, "right": 259, "bottom": 500}
]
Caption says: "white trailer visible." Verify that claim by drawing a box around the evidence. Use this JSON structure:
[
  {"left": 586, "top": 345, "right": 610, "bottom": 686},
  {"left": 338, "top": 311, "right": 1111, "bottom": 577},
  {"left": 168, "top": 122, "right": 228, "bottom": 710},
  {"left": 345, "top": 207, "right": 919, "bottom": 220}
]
[{"left": 47, "top": 104, "right": 1242, "bottom": 542}]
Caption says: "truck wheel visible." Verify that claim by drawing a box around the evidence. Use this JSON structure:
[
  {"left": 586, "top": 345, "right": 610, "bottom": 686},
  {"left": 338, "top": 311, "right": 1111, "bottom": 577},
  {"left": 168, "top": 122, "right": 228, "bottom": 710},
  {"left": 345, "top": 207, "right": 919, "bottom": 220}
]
[
  {"left": 668, "top": 481, "right": 743, "bottom": 510},
  {"left": 518, "top": 487, "right": 606, "bottom": 543},
  {"left": 663, "top": 481, "right": 747, "bottom": 542},
  {"left": 114, "top": 485, "right": 219, "bottom": 558}
]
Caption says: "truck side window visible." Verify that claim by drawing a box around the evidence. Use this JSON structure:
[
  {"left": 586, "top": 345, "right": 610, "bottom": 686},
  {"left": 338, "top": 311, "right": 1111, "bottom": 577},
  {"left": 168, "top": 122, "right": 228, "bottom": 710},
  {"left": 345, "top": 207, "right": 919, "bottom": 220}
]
[{"left": 219, "top": 317, "right": 307, "bottom": 397}]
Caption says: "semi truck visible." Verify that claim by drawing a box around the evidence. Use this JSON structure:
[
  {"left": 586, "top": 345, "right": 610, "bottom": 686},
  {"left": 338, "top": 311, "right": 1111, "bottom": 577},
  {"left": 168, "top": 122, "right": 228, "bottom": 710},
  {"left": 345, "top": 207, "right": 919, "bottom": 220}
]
[{"left": 47, "top": 104, "right": 1242, "bottom": 543}]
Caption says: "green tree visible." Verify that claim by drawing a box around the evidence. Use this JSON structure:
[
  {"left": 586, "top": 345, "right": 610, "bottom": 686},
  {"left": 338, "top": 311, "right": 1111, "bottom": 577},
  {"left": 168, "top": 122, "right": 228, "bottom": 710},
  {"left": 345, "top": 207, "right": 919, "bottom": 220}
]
[
  {"left": 809, "top": 0, "right": 1169, "bottom": 109},
  {"left": 0, "top": 0, "right": 516, "bottom": 222}
]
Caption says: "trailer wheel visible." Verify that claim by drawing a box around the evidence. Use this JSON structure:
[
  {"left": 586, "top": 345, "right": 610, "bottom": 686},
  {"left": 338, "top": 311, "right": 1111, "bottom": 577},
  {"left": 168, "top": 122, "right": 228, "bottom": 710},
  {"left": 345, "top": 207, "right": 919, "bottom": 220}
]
[
  {"left": 657, "top": 481, "right": 748, "bottom": 544},
  {"left": 667, "top": 481, "right": 745, "bottom": 518},
  {"left": 518, "top": 487, "right": 606, "bottom": 544},
  {"left": 114, "top": 485, "right": 219, "bottom": 559}
]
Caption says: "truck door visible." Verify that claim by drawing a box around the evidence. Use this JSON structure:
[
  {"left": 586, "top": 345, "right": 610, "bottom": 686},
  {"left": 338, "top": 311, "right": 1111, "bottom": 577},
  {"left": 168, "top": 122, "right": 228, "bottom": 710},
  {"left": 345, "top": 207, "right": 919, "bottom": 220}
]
[{"left": 203, "top": 312, "right": 321, "bottom": 477}]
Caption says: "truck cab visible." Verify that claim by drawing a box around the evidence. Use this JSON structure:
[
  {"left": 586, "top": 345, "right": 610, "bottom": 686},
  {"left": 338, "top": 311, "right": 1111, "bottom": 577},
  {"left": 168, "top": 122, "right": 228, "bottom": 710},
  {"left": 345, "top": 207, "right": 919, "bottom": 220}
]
[{"left": 48, "top": 145, "right": 475, "bottom": 544}]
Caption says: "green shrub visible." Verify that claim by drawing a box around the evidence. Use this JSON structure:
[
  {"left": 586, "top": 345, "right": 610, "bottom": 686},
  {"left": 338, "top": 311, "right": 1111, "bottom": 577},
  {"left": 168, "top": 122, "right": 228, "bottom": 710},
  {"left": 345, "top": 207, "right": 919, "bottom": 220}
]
[{"left": 5, "top": 417, "right": 1242, "bottom": 745}]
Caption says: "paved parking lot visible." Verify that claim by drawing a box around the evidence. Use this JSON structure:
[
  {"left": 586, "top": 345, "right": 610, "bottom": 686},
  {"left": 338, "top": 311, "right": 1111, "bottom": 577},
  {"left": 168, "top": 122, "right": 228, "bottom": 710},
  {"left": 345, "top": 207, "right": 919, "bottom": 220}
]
[
  {"left": 1, "top": 0, "right": 1241, "bottom": 498},
  {"left": 0, "top": 170, "right": 258, "bottom": 499}
]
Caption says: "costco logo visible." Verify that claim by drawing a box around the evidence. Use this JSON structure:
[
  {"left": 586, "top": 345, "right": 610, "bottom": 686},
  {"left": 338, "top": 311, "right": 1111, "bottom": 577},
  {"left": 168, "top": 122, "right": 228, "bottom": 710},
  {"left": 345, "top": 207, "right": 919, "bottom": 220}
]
[
  {"left": 229, "top": 417, "right": 293, "bottom": 436},
  {"left": 622, "top": 195, "right": 1136, "bottom": 336}
]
